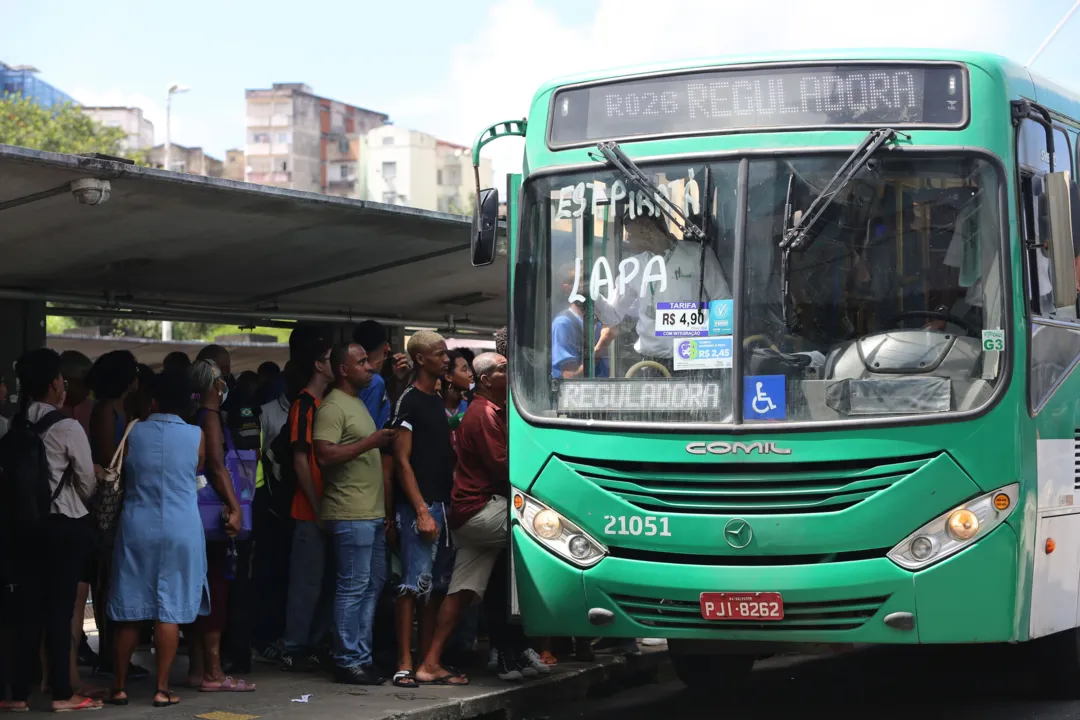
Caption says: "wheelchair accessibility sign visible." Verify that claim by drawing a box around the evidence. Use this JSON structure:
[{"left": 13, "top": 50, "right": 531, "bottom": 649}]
[{"left": 743, "top": 375, "right": 785, "bottom": 420}]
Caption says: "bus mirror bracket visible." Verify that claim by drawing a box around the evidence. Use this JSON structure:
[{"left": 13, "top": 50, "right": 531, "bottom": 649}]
[
  {"left": 470, "top": 119, "right": 527, "bottom": 268},
  {"left": 1044, "top": 171, "right": 1077, "bottom": 316}
]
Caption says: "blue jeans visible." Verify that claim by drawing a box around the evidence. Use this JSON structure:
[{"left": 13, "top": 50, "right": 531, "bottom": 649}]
[
  {"left": 283, "top": 520, "right": 333, "bottom": 655},
  {"left": 395, "top": 503, "right": 455, "bottom": 597},
  {"left": 327, "top": 518, "right": 386, "bottom": 669}
]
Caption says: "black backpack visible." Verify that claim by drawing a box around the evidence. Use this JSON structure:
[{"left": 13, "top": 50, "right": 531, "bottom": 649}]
[
  {"left": 0, "top": 410, "right": 68, "bottom": 531},
  {"left": 264, "top": 417, "right": 297, "bottom": 519}
]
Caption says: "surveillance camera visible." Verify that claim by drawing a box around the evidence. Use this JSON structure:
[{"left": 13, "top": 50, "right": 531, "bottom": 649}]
[{"left": 70, "top": 178, "right": 111, "bottom": 206}]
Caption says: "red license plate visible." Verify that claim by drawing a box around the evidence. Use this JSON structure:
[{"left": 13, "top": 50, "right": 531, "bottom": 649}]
[{"left": 700, "top": 592, "right": 784, "bottom": 621}]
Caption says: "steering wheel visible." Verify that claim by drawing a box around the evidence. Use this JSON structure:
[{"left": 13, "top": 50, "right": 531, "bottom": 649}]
[
  {"left": 625, "top": 361, "right": 671, "bottom": 378},
  {"left": 743, "top": 334, "right": 778, "bottom": 351},
  {"left": 891, "top": 310, "right": 973, "bottom": 334}
]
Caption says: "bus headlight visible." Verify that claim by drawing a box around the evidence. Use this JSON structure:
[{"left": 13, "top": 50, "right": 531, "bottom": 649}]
[
  {"left": 513, "top": 490, "right": 607, "bottom": 568},
  {"left": 887, "top": 484, "right": 1018, "bottom": 571}
]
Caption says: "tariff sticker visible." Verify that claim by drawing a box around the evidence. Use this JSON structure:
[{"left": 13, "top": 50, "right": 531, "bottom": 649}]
[
  {"left": 673, "top": 337, "right": 734, "bottom": 370},
  {"left": 655, "top": 302, "right": 708, "bottom": 337},
  {"left": 981, "top": 329, "right": 1005, "bottom": 352}
]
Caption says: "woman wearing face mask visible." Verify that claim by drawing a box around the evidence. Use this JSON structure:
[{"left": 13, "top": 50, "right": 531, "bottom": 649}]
[{"left": 184, "top": 359, "right": 252, "bottom": 693}]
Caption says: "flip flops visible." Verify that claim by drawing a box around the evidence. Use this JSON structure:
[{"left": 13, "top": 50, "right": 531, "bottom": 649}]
[
  {"left": 152, "top": 690, "right": 180, "bottom": 707},
  {"left": 418, "top": 671, "right": 469, "bottom": 686},
  {"left": 392, "top": 670, "right": 419, "bottom": 688},
  {"left": 52, "top": 698, "right": 102, "bottom": 713},
  {"left": 0, "top": 702, "right": 29, "bottom": 713},
  {"left": 199, "top": 677, "right": 256, "bottom": 693}
]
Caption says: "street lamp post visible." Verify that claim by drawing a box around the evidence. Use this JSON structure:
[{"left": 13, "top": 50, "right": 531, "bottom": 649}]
[{"left": 162, "top": 83, "right": 190, "bottom": 342}]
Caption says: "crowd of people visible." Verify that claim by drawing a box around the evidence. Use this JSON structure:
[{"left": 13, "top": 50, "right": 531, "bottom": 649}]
[{"left": 0, "top": 320, "right": 648, "bottom": 711}]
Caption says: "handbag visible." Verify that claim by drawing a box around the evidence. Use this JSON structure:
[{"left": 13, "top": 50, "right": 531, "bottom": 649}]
[
  {"left": 92, "top": 419, "right": 138, "bottom": 536},
  {"left": 196, "top": 411, "right": 256, "bottom": 542}
]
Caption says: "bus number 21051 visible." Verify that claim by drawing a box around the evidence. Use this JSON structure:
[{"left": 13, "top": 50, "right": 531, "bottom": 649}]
[{"left": 602, "top": 515, "right": 672, "bottom": 537}]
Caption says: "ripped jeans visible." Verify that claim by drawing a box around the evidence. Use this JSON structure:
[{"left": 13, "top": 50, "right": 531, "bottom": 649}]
[{"left": 395, "top": 503, "right": 455, "bottom": 598}]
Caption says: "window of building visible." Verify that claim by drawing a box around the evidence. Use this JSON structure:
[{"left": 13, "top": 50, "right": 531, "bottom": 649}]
[
  {"left": 382, "top": 136, "right": 394, "bottom": 145},
  {"left": 280, "top": 160, "right": 288, "bottom": 172},
  {"left": 437, "top": 170, "right": 443, "bottom": 185},
  {"left": 340, "top": 165, "right": 350, "bottom": 179},
  {"left": 382, "top": 161, "right": 397, "bottom": 180},
  {"left": 277, "top": 132, "right": 290, "bottom": 144}
]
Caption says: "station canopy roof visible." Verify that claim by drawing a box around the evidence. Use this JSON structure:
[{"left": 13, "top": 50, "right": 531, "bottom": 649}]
[{"left": 0, "top": 145, "right": 507, "bottom": 334}]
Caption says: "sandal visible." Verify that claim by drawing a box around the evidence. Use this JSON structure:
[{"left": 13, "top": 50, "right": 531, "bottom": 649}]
[
  {"left": 107, "top": 689, "right": 128, "bottom": 706},
  {"left": 539, "top": 650, "right": 559, "bottom": 666},
  {"left": 418, "top": 671, "right": 469, "bottom": 686},
  {"left": 392, "top": 670, "right": 418, "bottom": 688},
  {"left": 0, "top": 702, "right": 29, "bottom": 713},
  {"left": 152, "top": 690, "right": 180, "bottom": 707},
  {"left": 199, "top": 677, "right": 256, "bottom": 693},
  {"left": 53, "top": 698, "right": 102, "bottom": 713}
]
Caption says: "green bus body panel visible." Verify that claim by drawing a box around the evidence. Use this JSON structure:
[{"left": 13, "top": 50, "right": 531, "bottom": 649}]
[{"left": 501, "top": 48, "right": 1080, "bottom": 645}]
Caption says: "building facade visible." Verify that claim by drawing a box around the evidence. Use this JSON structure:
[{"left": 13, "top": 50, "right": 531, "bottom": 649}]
[
  {"left": 0, "top": 62, "right": 75, "bottom": 107},
  {"left": 244, "top": 83, "right": 387, "bottom": 197},
  {"left": 224, "top": 149, "right": 245, "bottom": 182},
  {"left": 80, "top": 107, "right": 154, "bottom": 152},
  {"left": 364, "top": 126, "right": 492, "bottom": 214},
  {"left": 148, "top": 143, "right": 224, "bottom": 177}
]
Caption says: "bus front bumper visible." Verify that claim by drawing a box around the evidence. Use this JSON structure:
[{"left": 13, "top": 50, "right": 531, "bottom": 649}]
[{"left": 513, "top": 522, "right": 1020, "bottom": 644}]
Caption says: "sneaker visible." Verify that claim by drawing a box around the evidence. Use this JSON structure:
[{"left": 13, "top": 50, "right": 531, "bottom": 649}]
[
  {"left": 487, "top": 648, "right": 498, "bottom": 671},
  {"left": 640, "top": 638, "right": 666, "bottom": 647},
  {"left": 332, "top": 664, "right": 385, "bottom": 686},
  {"left": 280, "top": 651, "right": 313, "bottom": 673},
  {"left": 495, "top": 650, "right": 523, "bottom": 682},
  {"left": 254, "top": 643, "right": 282, "bottom": 665},
  {"left": 520, "top": 649, "right": 551, "bottom": 676}
]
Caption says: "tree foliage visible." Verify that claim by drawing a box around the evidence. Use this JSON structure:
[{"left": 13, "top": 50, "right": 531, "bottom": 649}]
[{"left": 0, "top": 94, "right": 128, "bottom": 156}]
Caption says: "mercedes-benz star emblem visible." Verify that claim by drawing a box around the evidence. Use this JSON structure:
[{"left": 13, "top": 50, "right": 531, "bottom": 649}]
[{"left": 723, "top": 518, "right": 753, "bottom": 549}]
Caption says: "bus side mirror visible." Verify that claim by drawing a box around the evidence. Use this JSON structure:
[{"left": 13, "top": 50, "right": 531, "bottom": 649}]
[
  {"left": 471, "top": 188, "right": 499, "bottom": 267},
  {"left": 1044, "top": 171, "right": 1078, "bottom": 315}
]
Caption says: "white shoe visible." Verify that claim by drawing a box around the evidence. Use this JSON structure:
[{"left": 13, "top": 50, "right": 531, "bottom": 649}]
[
  {"left": 521, "top": 648, "right": 551, "bottom": 675},
  {"left": 640, "top": 638, "right": 666, "bottom": 647}
]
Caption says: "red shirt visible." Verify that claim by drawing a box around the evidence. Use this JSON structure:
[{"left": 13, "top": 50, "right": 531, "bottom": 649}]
[
  {"left": 448, "top": 394, "right": 507, "bottom": 529},
  {"left": 289, "top": 390, "right": 324, "bottom": 522}
]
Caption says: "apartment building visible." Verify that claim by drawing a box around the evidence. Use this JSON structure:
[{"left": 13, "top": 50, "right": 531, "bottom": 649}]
[
  {"left": 81, "top": 107, "right": 154, "bottom": 152},
  {"left": 148, "top": 143, "right": 224, "bottom": 177},
  {"left": 365, "top": 126, "right": 492, "bottom": 213},
  {"left": 244, "top": 82, "right": 387, "bottom": 197}
]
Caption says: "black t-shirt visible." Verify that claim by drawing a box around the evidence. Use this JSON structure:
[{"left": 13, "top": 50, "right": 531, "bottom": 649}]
[{"left": 391, "top": 384, "right": 454, "bottom": 506}]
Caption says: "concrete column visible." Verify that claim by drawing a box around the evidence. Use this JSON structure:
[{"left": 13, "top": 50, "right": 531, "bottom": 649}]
[{"left": 0, "top": 300, "right": 46, "bottom": 408}]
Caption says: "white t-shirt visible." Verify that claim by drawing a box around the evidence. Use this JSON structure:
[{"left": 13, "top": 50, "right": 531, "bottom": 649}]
[{"left": 594, "top": 242, "right": 732, "bottom": 358}]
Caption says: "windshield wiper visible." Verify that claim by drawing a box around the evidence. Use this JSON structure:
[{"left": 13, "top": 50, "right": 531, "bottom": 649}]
[
  {"left": 777, "top": 127, "right": 907, "bottom": 333},
  {"left": 780, "top": 128, "right": 906, "bottom": 252},
  {"left": 596, "top": 141, "right": 706, "bottom": 241}
]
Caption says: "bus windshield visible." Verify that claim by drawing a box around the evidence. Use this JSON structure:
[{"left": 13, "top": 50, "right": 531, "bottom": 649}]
[{"left": 512, "top": 153, "right": 1006, "bottom": 427}]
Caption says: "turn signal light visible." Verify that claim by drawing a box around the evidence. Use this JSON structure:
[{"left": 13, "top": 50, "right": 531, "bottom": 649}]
[
  {"left": 1047, "top": 538, "right": 1056, "bottom": 554},
  {"left": 513, "top": 494, "right": 524, "bottom": 510},
  {"left": 993, "top": 493, "right": 1010, "bottom": 511}
]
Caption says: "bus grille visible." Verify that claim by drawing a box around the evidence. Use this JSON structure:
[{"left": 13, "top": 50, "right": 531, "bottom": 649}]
[
  {"left": 565, "top": 454, "right": 935, "bottom": 515},
  {"left": 610, "top": 593, "right": 889, "bottom": 632}
]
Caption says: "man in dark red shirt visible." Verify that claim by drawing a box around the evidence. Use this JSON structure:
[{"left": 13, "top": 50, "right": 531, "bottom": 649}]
[{"left": 413, "top": 352, "right": 520, "bottom": 684}]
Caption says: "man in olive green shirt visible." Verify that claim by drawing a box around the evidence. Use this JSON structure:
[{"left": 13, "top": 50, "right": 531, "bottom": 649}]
[{"left": 313, "top": 343, "right": 395, "bottom": 685}]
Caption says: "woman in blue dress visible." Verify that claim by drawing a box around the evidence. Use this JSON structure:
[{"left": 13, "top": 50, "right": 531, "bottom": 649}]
[{"left": 107, "top": 370, "right": 209, "bottom": 707}]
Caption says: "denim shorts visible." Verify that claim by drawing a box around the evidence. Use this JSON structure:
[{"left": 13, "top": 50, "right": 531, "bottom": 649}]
[{"left": 395, "top": 503, "right": 455, "bottom": 597}]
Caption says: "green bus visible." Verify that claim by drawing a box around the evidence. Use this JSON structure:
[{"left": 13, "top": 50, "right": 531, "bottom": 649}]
[{"left": 469, "top": 49, "right": 1080, "bottom": 693}]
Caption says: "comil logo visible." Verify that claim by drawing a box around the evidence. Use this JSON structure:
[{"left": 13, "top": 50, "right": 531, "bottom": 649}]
[{"left": 685, "top": 441, "right": 792, "bottom": 456}]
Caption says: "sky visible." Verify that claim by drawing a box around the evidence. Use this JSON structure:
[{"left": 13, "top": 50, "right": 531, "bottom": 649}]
[{"left": 5, "top": 0, "right": 1080, "bottom": 189}]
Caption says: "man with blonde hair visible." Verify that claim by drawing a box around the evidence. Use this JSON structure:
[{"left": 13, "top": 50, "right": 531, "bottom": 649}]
[{"left": 388, "top": 330, "right": 459, "bottom": 686}]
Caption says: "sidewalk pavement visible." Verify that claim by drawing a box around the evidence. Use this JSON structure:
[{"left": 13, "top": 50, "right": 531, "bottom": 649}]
[{"left": 69, "top": 646, "right": 667, "bottom": 720}]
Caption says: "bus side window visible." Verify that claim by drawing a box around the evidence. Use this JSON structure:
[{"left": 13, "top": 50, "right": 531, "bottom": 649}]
[{"left": 1018, "top": 120, "right": 1060, "bottom": 317}]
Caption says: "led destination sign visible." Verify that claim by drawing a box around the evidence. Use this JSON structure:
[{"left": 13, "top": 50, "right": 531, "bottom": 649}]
[
  {"left": 557, "top": 380, "right": 725, "bottom": 414},
  {"left": 549, "top": 64, "right": 966, "bottom": 146}
]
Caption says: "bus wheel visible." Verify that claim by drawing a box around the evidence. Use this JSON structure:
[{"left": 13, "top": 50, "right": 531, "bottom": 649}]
[
  {"left": 670, "top": 652, "right": 754, "bottom": 694},
  {"left": 1035, "top": 628, "right": 1080, "bottom": 698}
]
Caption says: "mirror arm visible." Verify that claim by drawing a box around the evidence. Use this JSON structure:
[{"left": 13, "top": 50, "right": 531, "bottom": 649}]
[
  {"left": 1012, "top": 100, "right": 1056, "bottom": 172},
  {"left": 471, "top": 119, "right": 528, "bottom": 214}
]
